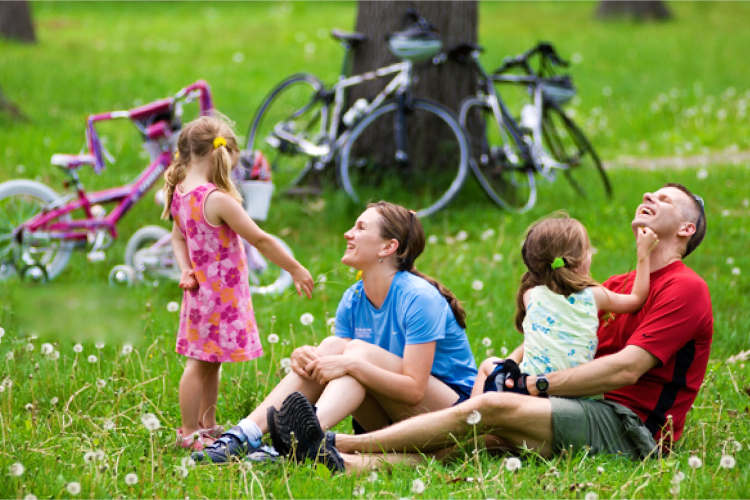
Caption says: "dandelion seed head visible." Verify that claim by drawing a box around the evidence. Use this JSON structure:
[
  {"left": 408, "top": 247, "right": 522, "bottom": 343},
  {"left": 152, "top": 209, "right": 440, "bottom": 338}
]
[
  {"left": 597, "top": 466, "right": 604, "bottom": 474},
  {"left": 84, "top": 451, "right": 97, "bottom": 463},
  {"left": 670, "top": 485, "right": 680, "bottom": 496},
  {"left": 73, "top": 344, "right": 83, "bottom": 353},
  {"left": 25, "top": 403, "right": 33, "bottom": 411},
  {"left": 51, "top": 397, "right": 59, "bottom": 405},
  {"left": 5, "top": 352, "right": 14, "bottom": 361},
  {"left": 367, "top": 471, "right": 378, "bottom": 482},
  {"left": 697, "top": 168, "right": 709, "bottom": 180},
  {"left": 411, "top": 478, "right": 426, "bottom": 494},
  {"left": 455, "top": 230, "right": 468, "bottom": 242},
  {"left": 0, "top": 385, "right": 4, "bottom": 393},
  {"left": 500, "top": 346, "right": 509, "bottom": 356},
  {"left": 24, "top": 495, "right": 38, "bottom": 500},
  {"left": 167, "top": 302, "right": 180, "bottom": 313},
  {"left": 121, "top": 344, "right": 133, "bottom": 356},
  {"left": 472, "top": 280, "right": 484, "bottom": 291},
  {"left": 177, "top": 466, "right": 189, "bottom": 478},
  {"left": 25, "top": 343, "right": 34, "bottom": 352},
  {"left": 284, "top": 366, "right": 292, "bottom": 375},
  {"left": 181, "top": 456, "right": 196, "bottom": 468},
  {"left": 726, "top": 257, "right": 735, "bottom": 265},
  {"left": 3, "top": 377, "right": 13, "bottom": 388},
  {"left": 280, "top": 357, "right": 291, "bottom": 368},
  {"left": 125, "top": 473, "right": 138, "bottom": 486},
  {"left": 0, "top": 327, "right": 3, "bottom": 337},
  {"left": 240, "top": 460, "right": 253, "bottom": 471},
  {"left": 505, "top": 457, "right": 522, "bottom": 471},
  {"left": 672, "top": 471, "right": 685, "bottom": 484},
  {"left": 95, "top": 342, "right": 105, "bottom": 349},
  {"left": 145, "top": 418, "right": 161, "bottom": 431},
  {"left": 353, "top": 485, "right": 365, "bottom": 496},
  {"left": 41, "top": 343, "right": 54, "bottom": 355},
  {"left": 326, "top": 317, "right": 336, "bottom": 327},
  {"left": 492, "top": 253, "right": 503, "bottom": 262},
  {"left": 103, "top": 419, "right": 114, "bottom": 430},
  {"left": 585, "top": 493, "right": 598, "bottom": 500},
  {"left": 688, "top": 456, "right": 703, "bottom": 468},
  {"left": 731, "top": 267, "right": 740, "bottom": 276},
  {"left": 96, "top": 379, "right": 106, "bottom": 389},
  {"left": 88, "top": 355, "right": 98, "bottom": 363},
  {"left": 300, "top": 313, "right": 314, "bottom": 326},
  {"left": 267, "top": 334, "right": 279, "bottom": 344},
  {"left": 95, "top": 450, "right": 106, "bottom": 461},
  {"left": 732, "top": 440, "right": 742, "bottom": 452},
  {"left": 427, "top": 235, "right": 438, "bottom": 245},
  {"left": 482, "top": 337, "right": 492, "bottom": 347},
  {"left": 481, "top": 228, "right": 496, "bottom": 241},
  {"left": 66, "top": 482, "right": 81, "bottom": 495},
  {"left": 232, "top": 51, "right": 245, "bottom": 63},
  {"left": 720, "top": 455, "right": 735, "bottom": 469},
  {"left": 466, "top": 410, "right": 482, "bottom": 425},
  {"left": 9, "top": 462, "right": 24, "bottom": 476},
  {"left": 52, "top": 350, "right": 60, "bottom": 360}
]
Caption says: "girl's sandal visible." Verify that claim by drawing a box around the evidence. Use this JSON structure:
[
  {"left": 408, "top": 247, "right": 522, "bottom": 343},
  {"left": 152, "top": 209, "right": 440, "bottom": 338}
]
[
  {"left": 201, "top": 424, "right": 225, "bottom": 439},
  {"left": 176, "top": 428, "right": 214, "bottom": 451}
]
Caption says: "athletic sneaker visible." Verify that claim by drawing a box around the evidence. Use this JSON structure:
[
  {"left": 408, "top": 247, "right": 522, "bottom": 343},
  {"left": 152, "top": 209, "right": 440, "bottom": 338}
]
[
  {"left": 275, "top": 392, "right": 345, "bottom": 473},
  {"left": 191, "top": 426, "right": 278, "bottom": 464}
]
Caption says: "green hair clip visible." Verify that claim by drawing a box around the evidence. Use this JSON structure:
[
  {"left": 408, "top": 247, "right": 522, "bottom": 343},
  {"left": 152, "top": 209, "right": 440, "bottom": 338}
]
[{"left": 551, "top": 257, "right": 565, "bottom": 270}]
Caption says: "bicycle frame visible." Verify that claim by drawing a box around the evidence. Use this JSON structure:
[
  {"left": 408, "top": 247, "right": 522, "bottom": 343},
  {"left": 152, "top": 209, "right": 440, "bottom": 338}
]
[{"left": 17, "top": 81, "right": 214, "bottom": 248}]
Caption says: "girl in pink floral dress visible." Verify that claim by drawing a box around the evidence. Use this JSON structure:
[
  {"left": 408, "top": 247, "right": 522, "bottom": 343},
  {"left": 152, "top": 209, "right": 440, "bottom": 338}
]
[{"left": 161, "top": 116, "right": 314, "bottom": 450}]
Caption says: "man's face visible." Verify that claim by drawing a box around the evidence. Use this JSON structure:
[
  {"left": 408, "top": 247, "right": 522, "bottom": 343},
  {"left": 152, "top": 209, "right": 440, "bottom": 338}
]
[{"left": 632, "top": 187, "right": 694, "bottom": 239}]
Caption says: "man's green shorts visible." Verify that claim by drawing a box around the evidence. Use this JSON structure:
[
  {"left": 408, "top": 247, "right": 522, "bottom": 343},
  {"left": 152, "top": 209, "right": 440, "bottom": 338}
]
[{"left": 550, "top": 397, "right": 658, "bottom": 461}]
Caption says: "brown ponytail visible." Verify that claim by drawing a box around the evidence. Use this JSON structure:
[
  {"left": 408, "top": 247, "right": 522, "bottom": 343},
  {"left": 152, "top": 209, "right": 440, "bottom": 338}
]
[
  {"left": 369, "top": 201, "right": 467, "bottom": 329},
  {"left": 514, "top": 213, "right": 599, "bottom": 333}
]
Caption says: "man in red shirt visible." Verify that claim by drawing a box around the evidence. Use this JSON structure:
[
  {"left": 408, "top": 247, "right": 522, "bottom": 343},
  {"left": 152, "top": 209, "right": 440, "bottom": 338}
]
[{"left": 272, "top": 183, "right": 712, "bottom": 471}]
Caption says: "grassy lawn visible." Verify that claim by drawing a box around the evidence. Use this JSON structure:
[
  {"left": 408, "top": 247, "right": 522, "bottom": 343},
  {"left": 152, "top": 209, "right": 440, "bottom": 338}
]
[{"left": 0, "top": 1, "right": 749, "bottom": 498}]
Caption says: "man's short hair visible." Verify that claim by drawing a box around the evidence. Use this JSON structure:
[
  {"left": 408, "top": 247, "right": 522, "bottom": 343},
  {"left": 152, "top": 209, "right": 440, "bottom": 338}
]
[{"left": 663, "top": 183, "right": 706, "bottom": 258}]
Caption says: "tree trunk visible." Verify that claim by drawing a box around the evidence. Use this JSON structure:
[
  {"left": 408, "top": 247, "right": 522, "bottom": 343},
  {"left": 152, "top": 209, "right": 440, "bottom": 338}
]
[
  {"left": 0, "top": 1, "right": 36, "bottom": 43},
  {"left": 596, "top": 1, "right": 672, "bottom": 21},
  {"left": 346, "top": 1, "right": 477, "bottom": 175}
]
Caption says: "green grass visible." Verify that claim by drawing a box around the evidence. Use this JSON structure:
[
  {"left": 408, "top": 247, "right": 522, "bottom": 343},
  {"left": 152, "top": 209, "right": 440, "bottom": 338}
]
[{"left": 0, "top": 2, "right": 749, "bottom": 498}]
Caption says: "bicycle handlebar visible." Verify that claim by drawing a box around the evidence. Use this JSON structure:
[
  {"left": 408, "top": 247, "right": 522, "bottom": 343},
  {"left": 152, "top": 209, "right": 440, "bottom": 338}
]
[
  {"left": 84, "top": 80, "right": 215, "bottom": 174},
  {"left": 492, "top": 42, "right": 569, "bottom": 75}
]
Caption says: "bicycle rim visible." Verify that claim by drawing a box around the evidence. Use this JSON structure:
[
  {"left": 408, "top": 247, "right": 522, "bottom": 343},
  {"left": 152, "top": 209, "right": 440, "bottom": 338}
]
[
  {"left": 542, "top": 104, "right": 612, "bottom": 199},
  {"left": 339, "top": 99, "right": 469, "bottom": 218},
  {"left": 245, "top": 236, "right": 293, "bottom": 295},
  {"left": 247, "top": 74, "right": 325, "bottom": 190},
  {"left": 460, "top": 98, "right": 536, "bottom": 213}
]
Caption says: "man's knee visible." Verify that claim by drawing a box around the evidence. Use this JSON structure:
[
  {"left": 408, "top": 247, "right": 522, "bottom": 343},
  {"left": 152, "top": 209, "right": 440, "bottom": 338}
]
[{"left": 476, "top": 391, "right": 525, "bottom": 414}]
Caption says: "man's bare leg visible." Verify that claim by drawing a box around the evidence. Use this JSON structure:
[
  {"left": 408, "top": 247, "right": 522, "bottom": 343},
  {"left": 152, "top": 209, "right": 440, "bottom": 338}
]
[{"left": 335, "top": 392, "right": 555, "bottom": 458}]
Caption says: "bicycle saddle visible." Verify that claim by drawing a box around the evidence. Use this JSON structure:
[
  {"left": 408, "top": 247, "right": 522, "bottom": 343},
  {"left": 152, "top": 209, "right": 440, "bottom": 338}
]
[
  {"left": 50, "top": 154, "right": 96, "bottom": 170},
  {"left": 331, "top": 29, "right": 366, "bottom": 47}
]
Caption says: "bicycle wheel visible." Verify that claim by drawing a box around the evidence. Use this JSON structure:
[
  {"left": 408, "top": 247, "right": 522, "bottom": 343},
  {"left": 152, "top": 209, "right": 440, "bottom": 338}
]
[
  {"left": 0, "top": 179, "right": 74, "bottom": 281},
  {"left": 459, "top": 97, "right": 537, "bottom": 213},
  {"left": 541, "top": 103, "right": 612, "bottom": 199},
  {"left": 339, "top": 98, "right": 469, "bottom": 218},
  {"left": 245, "top": 235, "right": 293, "bottom": 295},
  {"left": 246, "top": 74, "right": 326, "bottom": 191},
  {"left": 125, "top": 225, "right": 177, "bottom": 281}
]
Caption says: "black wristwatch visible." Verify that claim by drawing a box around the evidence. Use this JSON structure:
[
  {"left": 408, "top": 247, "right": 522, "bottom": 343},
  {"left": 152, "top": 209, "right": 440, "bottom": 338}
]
[{"left": 535, "top": 375, "right": 550, "bottom": 398}]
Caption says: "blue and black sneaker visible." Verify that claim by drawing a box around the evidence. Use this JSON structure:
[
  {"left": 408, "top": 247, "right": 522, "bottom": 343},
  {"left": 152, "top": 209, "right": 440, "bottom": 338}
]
[{"left": 191, "top": 426, "right": 279, "bottom": 464}]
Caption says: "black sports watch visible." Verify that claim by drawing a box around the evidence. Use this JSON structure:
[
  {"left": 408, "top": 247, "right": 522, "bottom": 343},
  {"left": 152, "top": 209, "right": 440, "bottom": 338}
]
[{"left": 535, "top": 375, "right": 550, "bottom": 398}]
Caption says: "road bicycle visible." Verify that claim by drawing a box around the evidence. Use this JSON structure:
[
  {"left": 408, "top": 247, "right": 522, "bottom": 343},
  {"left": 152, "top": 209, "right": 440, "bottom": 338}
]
[
  {"left": 0, "top": 81, "right": 294, "bottom": 294},
  {"left": 245, "top": 10, "right": 469, "bottom": 217},
  {"left": 452, "top": 42, "right": 612, "bottom": 212}
]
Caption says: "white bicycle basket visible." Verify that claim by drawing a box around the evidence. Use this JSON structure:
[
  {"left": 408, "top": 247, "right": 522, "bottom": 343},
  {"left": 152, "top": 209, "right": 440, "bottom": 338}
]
[{"left": 241, "top": 181, "right": 274, "bottom": 221}]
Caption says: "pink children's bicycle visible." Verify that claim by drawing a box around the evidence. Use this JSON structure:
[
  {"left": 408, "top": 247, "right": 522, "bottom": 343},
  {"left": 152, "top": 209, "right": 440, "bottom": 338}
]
[{"left": 0, "top": 81, "right": 294, "bottom": 294}]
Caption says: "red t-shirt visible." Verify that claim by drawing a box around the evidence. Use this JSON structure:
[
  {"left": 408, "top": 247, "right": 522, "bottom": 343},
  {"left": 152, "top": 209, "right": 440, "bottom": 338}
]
[{"left": 596, "top": 261, "right": 713, "bottom": 443}]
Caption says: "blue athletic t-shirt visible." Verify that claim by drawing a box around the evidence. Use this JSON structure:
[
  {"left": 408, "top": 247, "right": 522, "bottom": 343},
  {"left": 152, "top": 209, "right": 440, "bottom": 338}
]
[{"left": 335, "top": 271, "right": 477, "bottom": 396}]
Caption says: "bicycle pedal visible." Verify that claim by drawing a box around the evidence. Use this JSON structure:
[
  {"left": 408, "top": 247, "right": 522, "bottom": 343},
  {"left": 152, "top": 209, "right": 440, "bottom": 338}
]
[{"left": 87, "top": 251, "right": 106, "bottom": 262}]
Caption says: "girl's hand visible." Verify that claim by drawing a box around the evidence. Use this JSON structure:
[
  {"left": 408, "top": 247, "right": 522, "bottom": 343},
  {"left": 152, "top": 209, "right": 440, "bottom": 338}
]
[
  {"left": 179, "top": 269, "right": 198, "bottom": 290},
  {"left": 291, "top": 345, "right": 320, "bottom": 380},
  {"left": 307, "top": 356, "right": 351, "bottom": 384},
  {"left": 292, "top": 265, "right": 315, "bottom": 298},
  {"left": 636, "top": 226, "right": 659, "bottom": 261}
]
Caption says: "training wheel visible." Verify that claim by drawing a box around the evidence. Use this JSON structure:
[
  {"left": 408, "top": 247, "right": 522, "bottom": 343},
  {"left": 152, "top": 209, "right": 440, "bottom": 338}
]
[
  {"left": 109, "top": 264, "right": 135, "bottom": 287},
  {"left": 20, "top": 264, "right": 49, "bottom": 283}
]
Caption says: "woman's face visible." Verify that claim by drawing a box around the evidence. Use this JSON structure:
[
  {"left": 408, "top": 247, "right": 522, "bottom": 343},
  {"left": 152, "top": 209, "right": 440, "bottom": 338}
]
[{"left": 342, "top": 208, "right": 388, "bottom": 269}]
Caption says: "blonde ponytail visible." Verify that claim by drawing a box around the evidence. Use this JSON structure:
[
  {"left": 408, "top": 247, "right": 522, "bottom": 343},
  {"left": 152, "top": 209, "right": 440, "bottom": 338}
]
[{"left": 210, "top": 144, "right": 243, "bottom": 205}]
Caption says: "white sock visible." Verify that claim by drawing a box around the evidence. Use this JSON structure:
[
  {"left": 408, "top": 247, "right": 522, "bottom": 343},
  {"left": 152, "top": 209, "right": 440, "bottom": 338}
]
[{"left": 236, "top": 418, "right": 262, "bottom": 446}]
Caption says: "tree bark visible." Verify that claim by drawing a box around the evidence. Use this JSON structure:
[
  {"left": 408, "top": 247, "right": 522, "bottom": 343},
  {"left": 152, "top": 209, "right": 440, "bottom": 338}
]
[
  {"left": 596, "top": 1, "right": 672, "bottom": 21},
  {"left": 346, "top": 1, "right": 477, "bottom": 172},
  {"left": 0, "top": 1, "right": 36, "bottom": 43}
]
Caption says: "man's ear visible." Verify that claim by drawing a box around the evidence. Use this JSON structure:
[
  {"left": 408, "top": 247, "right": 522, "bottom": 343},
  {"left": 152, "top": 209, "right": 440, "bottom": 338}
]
[
  {"left": 379, "top": 238, "right": 400, "bottom": 259},
  {"left": 678, "top": 221, "right": 696, "bottom": 238}
]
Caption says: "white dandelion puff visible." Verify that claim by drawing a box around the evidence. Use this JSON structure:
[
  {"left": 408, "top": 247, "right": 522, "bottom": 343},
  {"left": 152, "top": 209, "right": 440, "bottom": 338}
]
[
  {"left": 0, "top": 385, "right": 5, "bottom": 393},
  {"left": 367, "top": 472, "right": 378, "bottom": 483},
  {"left": 500, "top": 346, "right": 509, "bottom": 356},
  {"left": 284, "top": 366, "right": 292, "bottom": 375},
  {"left": 51, "top": 397, "right": 59, "bottom": 405},
  {"left": 481, "top": 229, "right": 495, "bottom": 241},
  {"left": 167, "top": 302, "right": 180, "bottom": 312},
  {"left": 300, "top": 313, "right": 314, "bottom": 326},
  {"left": 672, "top": 471, "right": 685, "bottom": 484},
  {"left": 144, "top": 418, "right": 161, "bottom": 431},
  {"left": 125, "top": 473, "right": 138, "bottom": 486},
  {"left": 482, "top": 337, "right": 492, "bottom": 347},
  {"left": 177, "top": 466, "right": 189, "bottom": 478},
  {"left": 466, "top": 410, "right": 481, "bottom": 426},
  {"left": 688, "top": 456, "right": 703, "bottom": 468},
  {"left": 24, "top": 495, "right": 37, "bottom": 500},
  {"left": 280, "top": 358, "right": 291, "bottom": 368},
  {"left": 597, "top": 466, "right": 604, "bottom": 475},
  {"left": 84, "top": 451, "right": 97, "bottom": 463},
  {"left": 726, "top": 257, "right": 735, "bottom": 265},
  {"left": 95, "top": 342, "right": 105, "bottom": 349},
  {"left": 103, "top": 419, "right": 114, "bottom": 430},
  {"left": 472, "top": 280, "right": 484, "bottom": 291},
  {"left": 25, "top": 344, "right": 34, "bottom": 352},
  {"left": 584, "top": 493, "right": 598, "bottom": 500},
  {"left": 5, "top": 352, "right": 14, "bottom": 361},
  {"left": 232, "top": 52, "right": 245, "bottom": 64},
  {"left": 4, "top": 378, "right": 13, "bottom": 388},
  {"left": 95, "top": 450, "right": 106, "bottom": 461},
  {"left": 267, "top": 334, "right": 279, "bottom": 344},
  {"left": 96, "top": 379, "right": 106, "bottom": 389},
  {"left": 720, "top": 455, "right": 735, "bottom": 469},
  {"left": 411, "top": 478, "right": 426, "bottom": 494},
  {"left": 505, "top": 457, "right": 522, "bottom": 471},
  {"left": 9, "top": 462, "right": 24, "bottom": 476},
  {"left": 427, "top": 234, "right": 438, "bottom": 245},
  {"left": 121, "top": 344, "right": 133, "bottom": 356},
  {"left": 240, "top": 460, "right": 253, "bottom": 471},
  {"left": 66, "top": 482, "right": 81, "bottom": 495},
  {"left": 41, "top": 343, "right": 54, "bottom": 355},
  {"left": 73, "top": 344, "right": 83, "bottom": 353},
  {"left": 455, "top": 230, "right": 468, "bottom": 242},
  {"left": 326, "top": 317, "right": 336, "bottom": 327},
  {"left": 52, "top": 350, "right": 60, "bottom": 360},
  {"left": 696, "top": 168, "right": 708, "bottom": 180},
  {"left": 732, "top": 440, "right": 742, "bottom": 452},
  {"left": 571, "top": 53, "right": 583, "bottom": 64},
  {"left": 88, "top": 355, "right": 98, "bottom": 363},
  {"left": 492, "top": 253, "right": 503, "bottom": 262},
  {"left": 670, "top": 485, "right": 680, "bottom": 496},
  {"left": 353, "top": 485, "right": 365, "bottom": 496},
  {"left": 0, "top": 326, "right": 3, "bottom": 337},
  {"left": 181, "top": 456, "right": 196, "bottom": 468},
  {"left": 731, "top": 267, "right": 740, "bottom": 276}
]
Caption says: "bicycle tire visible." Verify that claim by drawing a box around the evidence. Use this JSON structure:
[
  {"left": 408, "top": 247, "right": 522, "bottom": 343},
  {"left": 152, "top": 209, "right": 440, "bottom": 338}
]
[
  {"left": 246, "top": 235, "right": 294, "bottom": 295},
  {"left": 0, "top": 179, "right": 74, "bottom": 281},
  {"left": 459, "top": 97, "right": 537, "bottom": 213},
  {"left": 541, "top": 103, "right": 612, "bottom": 199},
  {"left": 246, "top": 74, "right": 326, "bottom": 191},
  {"left": 338, "top": 98, "right": 469, "bottom": 218}
]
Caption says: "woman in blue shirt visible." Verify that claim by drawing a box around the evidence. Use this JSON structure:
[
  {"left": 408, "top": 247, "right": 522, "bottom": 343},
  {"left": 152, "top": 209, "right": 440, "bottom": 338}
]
[{"left": 193, "top": 201, "right": 477, "bottom": 464}]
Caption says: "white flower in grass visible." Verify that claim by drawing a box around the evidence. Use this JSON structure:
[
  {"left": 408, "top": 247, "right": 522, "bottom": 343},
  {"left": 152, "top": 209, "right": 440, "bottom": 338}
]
[
  {"left": 0, "top": 326, "right": 4, "bottom": 337},
  {"left": 267, "top": 334, "right": 279, "bottom": 344},
  {"left": 96, "top": 379, "right": 106, "bottom": 389},
  {"left": 284, "top": 366, "right": 292, "bottom": 375},
  {"left": 481, "top": 229, "right": 495, "bottom": 241},
  {"left": 0, "top": 385, "right": 5, "bottom": 393},
  {"left": 672, "top": 471, "right": 685, "bottom": 484},
  {"left": 4, "top": 378, "right": 13, "bottom": 388},
  {"left": 25, "top": 403, "right": 33, "bottom": 411},
  {"left": 585, "top": 493, "right": 599, "bottom": 500},
  {"left": 367, "top": 472, "right": 378, "bottom": 483},
  {"left": 103, "top": 419, "right": 114, "bottom": 431},
  {"left": 726, "top": 257, "right": 735, "bottom": 265},
  {"left": 731, "top": 267, "right": 740, "bottom": 276},
  {"left": 141, "top": 413, "right": 161, "bottom": 430},
  {"left": 744, "top": 198, "right": 750, "bottom": 208},
  {"left": 240, "top": 460, "right": 253, "bottom": 471},
  {"left": 722, "top": 209, "right": 731, "bottom": 217},
  {"left": 326, "top": 317, "right": 336, "bottom": 327},
  {"left": 95, "top": 342, "right": 105, "bottom": 349},
  {"left": 688, "top": 456, "right": 703, "bottom": 468},
  {"left": 125, "top": 473, "right": 138, "bottom": 486},
  {"left": 472, "top": 280, "right": 484, "bottom": 291},
  {"left": 95, "top": 450, "right": 106, "bottom": 461},
  {"left": 482, "top": 337, "right": 492, "bottom": 347},
  {"left": 720, "top": 455, "right": 735, "bottom": 469},
  {"left": 84, "top": 451, "right": 97, "bottom": 463},
  {"left": 455, "top": 230, "right": 468, "bottom": 242},
  {"left": 696, "top": 168, "right": 708, "bottom": 180},
  {"left": 88, "top": 355, "right": 98, "bottom": 363},
  {"left": 411, "top": 478, "right": 426, "bottom": 494},
  {"left": 73, "top": 344, "right": 83, "bottom": 353},
  {"left": 52, "top": 350, "right": 60, "bottom": 360},
  {"left": 505, "top": 457, "right": 522, "bottom": 471},
  {"left": 670, "top": 485, "right": 680, "bottom": 496},
  {"left": 66, "top": 482, "right": 81, "bottom": 495},
  {"left": 5, "top": 352, "right": 13, "bottom": 361},
  {"left": 181, "top": 456, "right": 196, "bottom": 468},
  {"left": 466, "top": 410, "right": 481, "bottom": 426},
  {"left": 492, "top": 253, "right": 503, "bottom": 262},
  {"left": 732, "top": 440, "right": 742, "bottom": 452},
  {"left": 300, "top": 313, "right": 314, "bottom": 326},
  {"left": 232, "top": 52, "right": 245, "bottom": 64},
  {"left": 121, "top": 344, "right": 133, "bottom": 356},
  {"left": 596, "top": 466, "right": 604, "bottom": 474},
  {"left": 41, "top": 343, "right": 54, "bottom": 355},
  {"left": 24, "top": 494, "right": 37, "bottom": 500},
  {"left": 427, "top": 235, "right": 438, "bottom": 245},
  {"left": 280, "top": 358, "right": 291, "bottom": 368},
  {"left": 25, "top": 343, "right": 34, "bottom": 352},
  {"left": 51, "top": 397, "right": 59, "bottom": 405},
  {"left": 9, "top": 462, "right": 24, "bottom": 476},
  {"left": 500, "top": 347, "right": 508, "bottom": 356},
  {"left": 167, "top": 302, "right": 180, "bottom": 313},
  {"left": 177, "top": 466, "right": 189, "bottom": 478},
  {"left": 353, "top": 485, "right": 365, "bottom": 496}
]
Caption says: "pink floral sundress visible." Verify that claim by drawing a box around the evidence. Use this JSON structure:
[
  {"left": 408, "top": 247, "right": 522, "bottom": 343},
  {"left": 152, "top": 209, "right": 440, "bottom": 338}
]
[{"left": 171, "top": 183, "right": 262, "bottom": 363}]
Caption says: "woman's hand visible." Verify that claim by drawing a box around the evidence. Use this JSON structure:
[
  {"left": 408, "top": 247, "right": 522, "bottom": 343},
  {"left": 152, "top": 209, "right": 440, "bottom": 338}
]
[
  {"left": 290, "top": 345, "right": 320, "bottom": 380},
  {"left": 179, "top": 269, "right": 198, "bottom": 290},
  {"left": 308, "top": 356, "right": 352, "bottom": 384}
]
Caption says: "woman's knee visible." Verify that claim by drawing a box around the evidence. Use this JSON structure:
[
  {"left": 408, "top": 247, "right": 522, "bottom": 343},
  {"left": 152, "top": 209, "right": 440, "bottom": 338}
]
[
  {"left": 317, "top": 336, "right": 349, "bottom": 356},
  {"left": 479, "top": 357, "right": 502, "bottom": 376}
]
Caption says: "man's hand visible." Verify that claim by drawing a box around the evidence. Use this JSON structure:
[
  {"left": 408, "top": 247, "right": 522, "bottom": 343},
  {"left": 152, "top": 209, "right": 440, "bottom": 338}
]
[
  {"left": 179, "top": 269, "right": 198, "bottom": 290},
  {"left": 290, "top": 345, "right": 320, "bottom": 380}
]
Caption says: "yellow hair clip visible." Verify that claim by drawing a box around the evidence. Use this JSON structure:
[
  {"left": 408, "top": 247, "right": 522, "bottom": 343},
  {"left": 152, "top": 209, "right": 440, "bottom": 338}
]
[
  {"left": 174, "top": 150, "right": 179, "bottom": 160},
  {"left": 213, "top": 136, "right": 227, "bottom": 149}
]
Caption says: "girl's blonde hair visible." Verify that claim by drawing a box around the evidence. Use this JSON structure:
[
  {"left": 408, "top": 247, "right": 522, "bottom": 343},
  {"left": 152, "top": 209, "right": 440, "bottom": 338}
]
[
  {"left": 514, "top": 213, "right": 598, "bottom": 333},
  {"left": 161, "top": 115, "right": 242, "bottom": 219}
]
